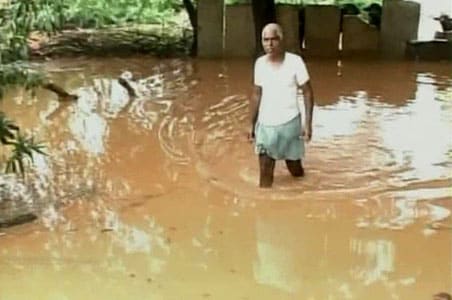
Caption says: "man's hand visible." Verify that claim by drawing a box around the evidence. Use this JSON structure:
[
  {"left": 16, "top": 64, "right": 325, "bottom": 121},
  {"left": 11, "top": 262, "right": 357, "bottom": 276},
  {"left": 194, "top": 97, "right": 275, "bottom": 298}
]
[
  {"left": 303, "top": 125, "right": 312, "bottom": 142},
  {"left": 249, "top": 85, "right": 261, "bottom": 143},
  {"left": 300, "top": 81, "right": 314, "bottom": 143}
]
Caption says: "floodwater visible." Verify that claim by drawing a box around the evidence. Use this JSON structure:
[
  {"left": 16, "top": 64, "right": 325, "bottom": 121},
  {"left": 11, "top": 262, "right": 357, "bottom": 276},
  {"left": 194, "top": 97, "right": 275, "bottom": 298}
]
[{"left": 0, "top": 56, "right": 451, "bottom": 300}]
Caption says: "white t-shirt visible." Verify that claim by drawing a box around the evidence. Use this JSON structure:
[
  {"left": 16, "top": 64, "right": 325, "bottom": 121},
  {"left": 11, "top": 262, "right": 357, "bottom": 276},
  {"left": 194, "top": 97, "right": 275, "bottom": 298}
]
[{"left": 254, "top": 52, "right": 310, "bottom": 126}]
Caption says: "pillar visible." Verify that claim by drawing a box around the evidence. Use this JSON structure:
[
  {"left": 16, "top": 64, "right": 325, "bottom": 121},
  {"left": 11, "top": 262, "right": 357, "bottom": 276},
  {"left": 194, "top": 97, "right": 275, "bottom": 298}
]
[
  {"left": 380, "top": 0, "right": 420, "bottom": 59},
  {"left": 197, "top": 0, "right": 224, "bottom": 58}
]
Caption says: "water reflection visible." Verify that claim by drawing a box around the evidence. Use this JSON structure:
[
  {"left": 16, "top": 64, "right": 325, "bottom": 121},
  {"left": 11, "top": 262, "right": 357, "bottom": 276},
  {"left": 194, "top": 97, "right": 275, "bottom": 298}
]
[
  {"left": 313, "top": 92, "right": 369, "bottom": 140},
  {"left": 350, "top": 239, "right": 395, "bottom": 285},
  {"left": 250, "top": 204, "right": 450, "bottom": 300},
  {"left": 68, "top": 109, "right": 108, "bottom": 156},
  {"left": 379, "top": 73, "right": 452, "bottom": 183},
  {"left": 253, "top": 216, "right": 302, "bottom": 294}
]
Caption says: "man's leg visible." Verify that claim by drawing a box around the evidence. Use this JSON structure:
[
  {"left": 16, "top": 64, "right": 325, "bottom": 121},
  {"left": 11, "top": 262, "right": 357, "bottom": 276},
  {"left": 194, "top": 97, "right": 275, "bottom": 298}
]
[
  {"left": 259, "top": 154, "right": 275, "bottom": 188},
  {"left": 285, "top": 159, "right": 304, "bottom": 177}
]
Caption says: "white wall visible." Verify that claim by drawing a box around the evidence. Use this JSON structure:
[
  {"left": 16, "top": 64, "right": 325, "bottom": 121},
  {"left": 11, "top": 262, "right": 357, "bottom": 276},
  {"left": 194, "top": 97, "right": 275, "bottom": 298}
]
[{"left": 410, "top": 0, "right": 452, "bottom": 40}]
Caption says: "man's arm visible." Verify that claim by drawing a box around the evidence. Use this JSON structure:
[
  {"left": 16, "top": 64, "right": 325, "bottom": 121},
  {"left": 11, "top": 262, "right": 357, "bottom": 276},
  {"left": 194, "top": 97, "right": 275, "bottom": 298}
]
[
  {"left": 250, "top": 85, "right": 262, "bottom": 139},
  {"left": 300, "top": 80, "right": 314, "bottom": 141}
]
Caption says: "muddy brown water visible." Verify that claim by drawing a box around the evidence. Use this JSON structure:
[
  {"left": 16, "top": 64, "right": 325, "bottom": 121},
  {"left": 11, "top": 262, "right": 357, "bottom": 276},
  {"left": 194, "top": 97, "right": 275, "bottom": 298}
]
[{"left": 0, "top": 56, "right": 451, "bottom": 299}]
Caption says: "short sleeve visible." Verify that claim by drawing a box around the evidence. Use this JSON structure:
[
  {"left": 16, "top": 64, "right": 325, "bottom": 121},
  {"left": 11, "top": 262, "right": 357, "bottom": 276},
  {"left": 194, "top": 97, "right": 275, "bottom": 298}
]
[
  {"left": 295, "top": 56, "right": 310, "bottom": 86},
  {"left": 254, "top": 59, "right": 263, "bottom": 86}
]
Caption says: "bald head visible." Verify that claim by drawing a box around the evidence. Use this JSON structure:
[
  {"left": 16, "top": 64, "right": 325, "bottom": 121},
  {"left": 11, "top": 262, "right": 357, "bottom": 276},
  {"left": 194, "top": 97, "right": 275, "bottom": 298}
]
[
  {"left": 262, "top": 23, "right": 284, "bottom": 41},
  {"left": 261, "top": 23, "right": 284, "bottom": 57}
]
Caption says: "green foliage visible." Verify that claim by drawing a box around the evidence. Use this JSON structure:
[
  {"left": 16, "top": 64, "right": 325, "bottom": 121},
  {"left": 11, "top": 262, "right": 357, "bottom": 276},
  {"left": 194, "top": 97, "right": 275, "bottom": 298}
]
[
  {"left": 33, "top": 0, "right": 68, "bottom": 33},
  {"left": 5, "top": 133, "right": 47, "bottom": 177},
  {"left": 5, "top": 0, "right": 131, "bottom": 33},
  {"left": 61, "top": 0, "right": 183, "bottom": 28},
  {"left": 0, "top": 0, "right": 46, "bottom": 62},
  {"left": 225, "top": 0, "right": 248, "bottom": 4},
  {"left": 2, "top": 0, "right": 186, "bottom": 31},
  {"left": 0, "top": 7, "right": 29, "bottom": 62},
  {"left": 0, "top": 0, "right": 189, "bottom": 62}
]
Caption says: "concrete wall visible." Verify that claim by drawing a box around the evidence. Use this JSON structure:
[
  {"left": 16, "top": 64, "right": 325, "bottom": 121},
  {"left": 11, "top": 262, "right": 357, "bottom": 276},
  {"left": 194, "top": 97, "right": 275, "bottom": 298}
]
[
  {"left": 342, "top": 15, "right": 379, "bottom": 55},
  {"left": 224, "top": 4, "right": 255, "bottom": 57},
  {"left": 380, "top": 0, "right": 420, "bottom": 58},
  {"left": 197, "top": 0, "right": 224, "bottom": 58},
  {"left": 197, "top": 0, "right": 431, "bottom": 60},
  {"left": 276, "top": 5, "right": 301, "bottom": 54},
  {"left": 304, "top": 5, "right": 341, "bottom": 57},
  {"left": 223, "top": 4, "right": 301, "bottom": 57}
]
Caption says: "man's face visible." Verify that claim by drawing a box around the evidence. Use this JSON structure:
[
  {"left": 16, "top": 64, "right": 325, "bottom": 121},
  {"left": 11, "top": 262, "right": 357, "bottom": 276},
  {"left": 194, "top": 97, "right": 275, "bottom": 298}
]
[{"left": 262, "top": 29, "right": 282, "bottom": 55}]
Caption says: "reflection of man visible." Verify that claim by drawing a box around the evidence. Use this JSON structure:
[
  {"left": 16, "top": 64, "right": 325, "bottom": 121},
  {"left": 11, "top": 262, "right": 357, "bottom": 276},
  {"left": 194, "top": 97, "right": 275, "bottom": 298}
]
[{"left": 249, "top": 23, "right": 314, "bottom": 188}]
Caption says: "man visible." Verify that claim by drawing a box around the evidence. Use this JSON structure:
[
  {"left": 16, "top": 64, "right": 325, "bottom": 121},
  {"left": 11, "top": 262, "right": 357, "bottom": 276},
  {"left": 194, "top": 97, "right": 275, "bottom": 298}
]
[{"left": 249, "top": 23, "right": 314, "bottom": 188}]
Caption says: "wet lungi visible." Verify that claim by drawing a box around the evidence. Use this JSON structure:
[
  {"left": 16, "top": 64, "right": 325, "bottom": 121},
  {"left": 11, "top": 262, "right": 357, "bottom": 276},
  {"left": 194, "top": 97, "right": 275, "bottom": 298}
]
[{"left": 254, "top": 114, "right": 304, "bottom": 160}]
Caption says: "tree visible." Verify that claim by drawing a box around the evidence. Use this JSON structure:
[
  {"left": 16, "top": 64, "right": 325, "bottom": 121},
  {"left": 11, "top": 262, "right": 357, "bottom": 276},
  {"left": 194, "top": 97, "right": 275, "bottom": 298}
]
[{"left": 182, "top": 0, "right": 197, "bottom": 55}]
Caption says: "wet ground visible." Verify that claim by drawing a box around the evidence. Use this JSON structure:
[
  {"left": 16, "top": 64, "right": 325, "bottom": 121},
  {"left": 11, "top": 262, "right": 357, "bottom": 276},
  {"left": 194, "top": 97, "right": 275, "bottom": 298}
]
[{"left": 0, "top": 56, "right": 451, "bottom": 299}]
